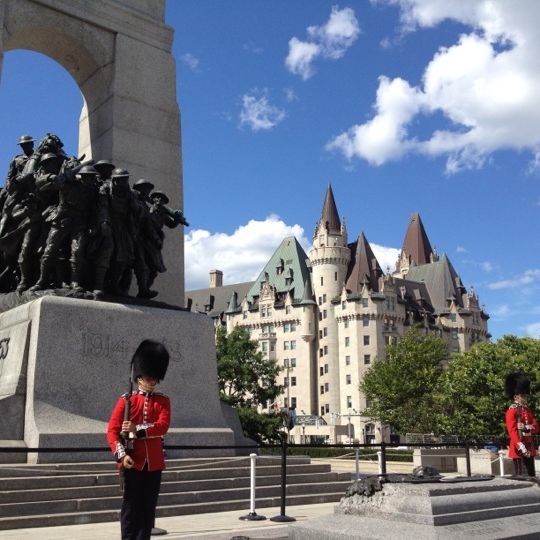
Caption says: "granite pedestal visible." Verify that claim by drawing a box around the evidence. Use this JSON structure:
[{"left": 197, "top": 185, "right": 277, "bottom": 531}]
[
  {"left": 289, "top": 478, "right": 540, "bottom": 539},
  {"left": 0, "top": 296, "right": 248, "bottom": 463}
]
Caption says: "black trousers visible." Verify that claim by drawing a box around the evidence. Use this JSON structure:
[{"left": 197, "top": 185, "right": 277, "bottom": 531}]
[
  {"left": 120, "top": 466, "right": 162, "bottom": 540},
  {"left": 513, "top": 457, "right": 536, "bottom": 477}
]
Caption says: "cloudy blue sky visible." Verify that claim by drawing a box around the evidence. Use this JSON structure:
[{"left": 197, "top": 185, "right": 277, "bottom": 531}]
[{"left": 0, "top": 0, "right": 539, "bottom": 339}]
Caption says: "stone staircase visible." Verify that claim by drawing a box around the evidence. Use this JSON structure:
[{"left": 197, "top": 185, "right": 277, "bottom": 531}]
[{"left": 0, "top": 455, "right": 352, "bottom": 530}]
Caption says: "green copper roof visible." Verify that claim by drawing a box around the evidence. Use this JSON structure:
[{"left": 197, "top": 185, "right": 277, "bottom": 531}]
[{"left": 246, "top": 236, "right": 312, "bottom": 304}]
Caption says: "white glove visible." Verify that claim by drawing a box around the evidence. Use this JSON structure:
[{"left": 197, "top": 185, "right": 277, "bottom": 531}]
[{"left": 517, "top": 442, "right": 529, "bottom": 457}]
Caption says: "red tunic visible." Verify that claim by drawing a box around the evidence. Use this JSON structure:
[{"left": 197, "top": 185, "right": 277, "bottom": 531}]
[
  {"left": 505, "top": 403, "right": 538, "bottom": 459},
  {"left": 107, "top": 390, "right": 171, "bottom": 471}
]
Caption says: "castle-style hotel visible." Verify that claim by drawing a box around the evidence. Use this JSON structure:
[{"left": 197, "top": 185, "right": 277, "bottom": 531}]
[{"left": 187, "top": 186, "right": 489, "bottom": 443}]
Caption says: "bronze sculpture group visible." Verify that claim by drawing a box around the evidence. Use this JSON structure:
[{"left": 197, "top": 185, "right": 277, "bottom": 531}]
[{"left": 0, "top": 133, "right": 188, "bottom": 300}]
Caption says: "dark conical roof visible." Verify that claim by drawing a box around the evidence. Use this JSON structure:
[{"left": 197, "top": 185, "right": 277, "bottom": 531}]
[
  {"left": 401, "top": 213, "right": 434, "bottom": 266},
  {"left": 318, "top": 184, "right": 341, "bottom": 235},
  {"left": 346, "top": 232, "right": 383, "bottom": 292}
]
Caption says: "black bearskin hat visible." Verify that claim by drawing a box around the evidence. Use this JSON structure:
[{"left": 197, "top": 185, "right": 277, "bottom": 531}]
[
  {"left": 505, "top": 372, "right": 530, "bottom": 400},
  {"left": 131, "top": 340, "right": 169, "bottom": 382}
]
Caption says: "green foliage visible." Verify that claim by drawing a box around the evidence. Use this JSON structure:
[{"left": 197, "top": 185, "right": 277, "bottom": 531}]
[
  {"left": 216, "top": 325, "right": 282, "bottom": 408},
  {"left": 361, "top": 327, "right": 448, "bottom": 434},
  {"left": 216, "top": 325, "right": 283, "bottom": 442},
  {"left": 260, "top": 446, "right": 413, "bottom": 462},
  {"left": 236, "top": 407, "right": 282, "bottom": 444},
  {"left": 436, "top": 335, "right": 540, "bottom": 439}
]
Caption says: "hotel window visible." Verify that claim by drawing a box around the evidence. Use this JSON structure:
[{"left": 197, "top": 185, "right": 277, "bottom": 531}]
[
  {"left": 321, "top": 406, "right": 325, "bottom": 415},
  {"left": 319, "top": 330, "right": 323, "bottom": 339},
  {"left": 291, "top": 322, "right": 296, "bottom": 332},
  {"left": 342, "top": 300, "right": 346, "bottom": 309},
  {"left": 452, "top": 346, "right": 460, "bottom": 353},
  {"left": 449, "top": 313, "right": 457, "bottom": 321},
  {"left": 291, "top": 397, "right": 297, "bottom": 408},
  {"left": 284, "top": 341, "right": 290, "bottom": 350},
  {"left": 323, "top": 345, "right": 328, "bottom": 355},
  {"left": 344, "top": 320, "right": 349, "bottom": 329},
  {"left": 320, "top": 366, "right": 324, "bottom": 376},
  {"left": 346, "top": 374, "right": 352, "bottom": 384},
  {"left": 291, "top": 377, "right": 297, "bottom": 387},
  {"left": 345, "top": 337, "right": 350, "bottom": 347},
  {"left": 261, "top": 342, "right": 268, "bottom": 352},
  {"left": 323, "top": 327, "right": 328, "bottom": 337},
  {"left": 290, "top": 358, "right": 296, "bottom": 367},
  {"left": 284, "top": 377, "right": 288, "bottom": 387},
  {"left": 361, "top": 298, "right": 368, "bottom": 307},
  {"left": 285, "top": 305, "right": 292, "bottom": 315},
  {"left": 284, "top": 398, "right": 288, "bottom": 407},
  {"left": 319, "top": 348, "right": 323, "bottom": 357},
  {"left": 284, "top": 323, "right": 289, "bottom": 333},
  {"left": 324, "top": 382, "right": 329, "bottom": 392},
  {"left": 318, "top": 296, "right": 323, "bottom": 306},
  {"left": 290, "top": 340, "right": 296, "bottom": 350},
  {"left": 335, "top": 272, "right": 338, "bottom": 281},
  {"left": 284, "top": 358, "right": 289, "bottom": 367},
  {"left": 323, "top": 309, "right": 327, "bottom": 319},
  {"left": 364, "top": 354, "right": 371, "bottom": 365},
  {"left": 363, "top": 315, "right": 369, "bottom": 327},
  {"left": 364, "top": 335, "right": 370, "bottom": 346},
  {"left": 324, "top": 364, "right": 328, "bottom": 373},
  {"left": 451, "top": 329, "right": 458, "bottom": 339},
  {"left": 345, "top": 355, "right": 351, "bottom": 366},
  {"left": 323, "top": 294, "right": 327, "bottom": 303},
  {"left": 325, "top": 404, "right": 330, "bottom": 413},
  {"left": 321, "top": 277, "right": 324, "bottom": 286},
  {"left": 320, "top": 385, "right": 324, "bottom": 395},
  {"left": 347, "top": 396, "right": 352, "bottom": 409},
  {"left": 243, "top": 311, "right": 248, "bottom": 320}
]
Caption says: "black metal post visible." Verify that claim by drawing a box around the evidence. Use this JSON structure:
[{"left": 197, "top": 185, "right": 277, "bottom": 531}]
[
  {"left": 270, "top": 433, "right": 296, "bottom": 522},
  {"left": 465, "top": 441, "right": 472, "bottom": 477},
  {"left": 380, "top": 441, "right": 387, "bottom": 476}
]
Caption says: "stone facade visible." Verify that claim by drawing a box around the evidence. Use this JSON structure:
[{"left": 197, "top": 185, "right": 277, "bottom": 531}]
[{"left": 187, "top": 186, "right": 490, "bottom": 443}]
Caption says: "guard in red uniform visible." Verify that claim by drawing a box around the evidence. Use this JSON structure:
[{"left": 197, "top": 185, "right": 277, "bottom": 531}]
[
  {"left": 107, "top": 340, "right": 170, "bottom": 540},
  {"left": 505, "top": 372, "right": 538, "bottom": 477}
]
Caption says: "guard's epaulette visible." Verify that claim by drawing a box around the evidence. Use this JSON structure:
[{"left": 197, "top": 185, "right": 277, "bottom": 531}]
[
  {"left": 121, "top": 392, "right": 132, "bottom": 399},
  {"left": 510, "top": 403, "right": 519, "bottom": 409}
]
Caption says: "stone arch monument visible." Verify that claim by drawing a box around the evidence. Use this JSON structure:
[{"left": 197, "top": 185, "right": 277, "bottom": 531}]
[{"left": 0, "top": 0, "right": 184, "bottom": 304}]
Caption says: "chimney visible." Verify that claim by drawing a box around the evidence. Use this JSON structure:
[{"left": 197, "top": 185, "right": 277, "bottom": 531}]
[{"left": 210, "top": 269, "right": 223, "bottom": 288}]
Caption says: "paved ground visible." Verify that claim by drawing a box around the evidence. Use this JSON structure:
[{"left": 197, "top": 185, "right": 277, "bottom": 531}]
[{"left": 0, "top": 502, "right": 336, "bottom": 540}]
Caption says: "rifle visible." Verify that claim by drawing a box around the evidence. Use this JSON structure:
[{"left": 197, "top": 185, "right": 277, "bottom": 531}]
[{"left": 119, "top": 363, "right": 134, "bottom": 492}]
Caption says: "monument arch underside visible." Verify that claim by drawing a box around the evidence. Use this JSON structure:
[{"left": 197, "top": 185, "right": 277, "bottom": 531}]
[{"left": 0, "top": 0, "right": 184, "bottom": 303}]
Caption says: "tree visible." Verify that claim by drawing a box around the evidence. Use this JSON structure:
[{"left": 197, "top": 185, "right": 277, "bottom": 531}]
[
  {"left": 361, "top": 327, "right": 448, "bottom": 434},
  {"left": 436, "top": 335, "right": 540, "bottom": 439},
  {"left": 216, "top": 325, "right": 283, "bottom": 442}
]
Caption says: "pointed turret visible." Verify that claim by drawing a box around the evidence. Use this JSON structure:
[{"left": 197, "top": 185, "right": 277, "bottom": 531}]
[
  {"left": 401, "top": 213, "right": 435, "bottom": 266},
  {"left": 300, "top": 277, "right": 316, "bottom": 305},
  {"left": 346, "top": 232, "right": 383, "bottom": 292},
  {"left": 225, "top": 291, "right": 239, "bottom": 313},
  {"left": 315, "top": 184, "right": 341, "bottom": 238}
]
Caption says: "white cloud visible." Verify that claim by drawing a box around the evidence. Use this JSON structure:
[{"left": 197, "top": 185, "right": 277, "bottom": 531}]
[
  {"left": 284, "top": 88, "right": 298, "bottom": 102},
  {"left": 481, "top": 261, "right": 493, "bottom": 273},
  {"left": 456, "top": 245, "right": 468, "bottom": 253},
  {"left": 525, "top": 321, "right": 540, "bottom": 337},
  {"left": 180, "top": 53, "right": 200, "bottom": 72},
  {"left": 491, "top": 304, "right": 510, "bottom": 319},
  {"left": 286, "top": 6, "right": 360, "bottom": 80},
  {"left": 371, "top": 243, "right": 400, "bottom": 273},
  {"left": 488, "top": 269, "right": 540, "bottom": 290},
  {"left": 329, "top": 0, "right": 540, "bottom": 172},
  {"left": 185, "top": 216, "right": 310, "bottom": 290},
  {"left": 239, "top": 90, "right": 286, "bottom": 131}
]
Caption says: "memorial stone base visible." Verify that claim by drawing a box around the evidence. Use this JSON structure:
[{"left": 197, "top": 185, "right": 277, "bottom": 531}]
[
  {"left": 0, "top": 296, "right": 248, "bottom": 463},
  {"left": 290, "top": 478, "right": 540, "bottom": 539}
]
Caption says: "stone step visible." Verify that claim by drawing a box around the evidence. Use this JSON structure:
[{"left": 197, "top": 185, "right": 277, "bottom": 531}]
[
  {"left": 0, "top": 480, "right": 351, "bottom": 518},
  {"left": 0, "top": 462, "right": 332, "bottom": 490},
  {"left": 0, "top": 490, "right": 346, "bottom": 530},
  {"left": 0, "top": 471, "right": 351, "bottom": 503},
  {"left": 0, "top": 455, "right": 311, "bottom": 477}
]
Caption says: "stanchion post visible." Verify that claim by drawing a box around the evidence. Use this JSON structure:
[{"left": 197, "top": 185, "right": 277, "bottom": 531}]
[
  {"left": 499, "top": 452, "right": 505, "bottom": 477},
  {"left": 465, "top": 442, "right": 472, "bottom": 477},
  {"left": 270, "top": 433, "right": 296, "bottom": 522},
  {"left": 240, "top": 453, "right": 266, "bottom": 521},
  {"left": 377, "top": 450, "right": 382, "bottom": 475},
  {"left": 355, "top": 448, "right": 360, "bottom": 480}
]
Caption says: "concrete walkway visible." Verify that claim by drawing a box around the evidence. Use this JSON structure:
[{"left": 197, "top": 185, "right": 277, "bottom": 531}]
[{"left": 0, "top": 502, "right": 336, "bottom": 540}]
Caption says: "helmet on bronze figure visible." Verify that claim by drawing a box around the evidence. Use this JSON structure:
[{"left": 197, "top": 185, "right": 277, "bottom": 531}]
[
  {"left": 39, "top": 153, "right": 59, "bottom": 164},
  {"left": 133, "top": 179, "right": 155, "bottom": 192},
  {"left": 131, "top": 340, "right": 169, "bottom": 382},
  {"left": 151, "top": 190, "right": 169, "bottom": 205},
  {"left": 94, "top": 160, "right": 115, "bottom": 177},
  {"left": 17, "top": 135, "right": 34, "bottom": 146},
  {"left": 77, "top": 165, "right": 99, "bottom": 177},
  {"left": 111, "top": 168, "right": 130, "bottom": 179}
]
